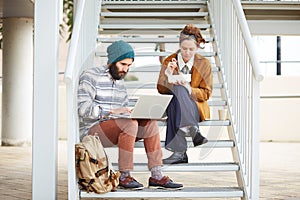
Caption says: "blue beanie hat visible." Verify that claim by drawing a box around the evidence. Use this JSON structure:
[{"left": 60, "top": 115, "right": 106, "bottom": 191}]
[{"left": 107, "top": 40, "right": 135, "bottom": 64}]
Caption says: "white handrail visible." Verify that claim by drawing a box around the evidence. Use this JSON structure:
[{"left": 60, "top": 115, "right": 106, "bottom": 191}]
[
  {"left": 208, "top": 0, "right": 262, "bottom": 199},
  {"left": 64, "top": 0, "right": 86, "bottom": 84},
  {"left": 63, "top": 1, "right": 101, "bottom": 199},
  {"left": 64, "top": 1, "right": 87, "bottom": 199}
]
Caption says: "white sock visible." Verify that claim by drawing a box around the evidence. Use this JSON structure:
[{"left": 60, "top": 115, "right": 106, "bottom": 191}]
[{"left": 151, "top": 166, "right": 163, "bottom": 180}]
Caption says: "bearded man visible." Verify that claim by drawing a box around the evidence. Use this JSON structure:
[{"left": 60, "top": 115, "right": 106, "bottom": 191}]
[{"left": 77, "top": 40, "right": 183, "bottom": 190}]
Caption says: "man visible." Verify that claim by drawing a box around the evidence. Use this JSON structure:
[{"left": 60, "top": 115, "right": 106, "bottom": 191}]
[{"left": 77, "top": 40, "right": 183, "bottom": 190}]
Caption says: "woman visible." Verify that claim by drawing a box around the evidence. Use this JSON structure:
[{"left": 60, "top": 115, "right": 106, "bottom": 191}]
[{"left": 157, "top": 24, "right": 213, "bottom": 164}]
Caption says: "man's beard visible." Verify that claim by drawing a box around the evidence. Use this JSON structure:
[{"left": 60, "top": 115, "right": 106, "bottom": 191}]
[{"left": 109, "top": 63, "right": 127, "bottom": 80}]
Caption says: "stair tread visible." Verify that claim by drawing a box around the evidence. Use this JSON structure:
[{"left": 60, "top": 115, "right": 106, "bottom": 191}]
[
  {"left": 134, "top": 139, "right": 234, "bottom": 148},
  {"left": 123, "top": 81, "right": 223, "bottom": 89},
  {"left": 128, "top": 99, "right": 225, "bottom": 107},
  {"left": 81, "top": 187, "right": 243, "bottom": 198},
  {"left": 97, "top": 36, "right": 214, "bottom": 43},
  {"left": 102, "top": 0, "right": 208, "bottom": 5},
  {"left": 112, "top": 162, "right": 239, "bottom": 172},
  {"left": 155, "top": 119, "right": 230, "bottom": 126},
  {"left": 101, "top": 11, "right": 208, "bottom": 17},
  {"left": 128, "top": 66, "right": 220, "bottom": 72},
  {"left": 200, "top": 120, "right": 230, "bottom": 126},
  {"left": 128, "top": 65, "right": 219, "bottom": 72},
  {"left": 96, "top": 51, "right": 216, "bottom": 57},
  {"left": 102, "top": 1, "right": 207, "bottom": 10},
  {"left": 99, "top": 23, "right": 211, "bottom": 30}
]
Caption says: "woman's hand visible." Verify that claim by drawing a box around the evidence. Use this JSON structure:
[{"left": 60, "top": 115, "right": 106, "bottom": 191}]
[
  {"left": 165, "top": 58, "right": 178, "bottom": 76},
  {"left": 110, "top": 107, "right": 132, "bottom": 114},
  {"left": 174, "top": 81, "right": 192, "bottom": 94},
  {"left": 174, "top": 80, "right": 187, "bottom": 86}
]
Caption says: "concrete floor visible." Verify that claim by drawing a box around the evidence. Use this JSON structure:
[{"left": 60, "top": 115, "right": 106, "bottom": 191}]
[{"left": 0, "top": 141, "right": 300, "bottom": 200}]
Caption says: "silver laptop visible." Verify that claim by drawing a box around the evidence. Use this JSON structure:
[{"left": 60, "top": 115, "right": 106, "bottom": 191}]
[{"left": 109, "top": 94, "right": 173, "bottom": 119}]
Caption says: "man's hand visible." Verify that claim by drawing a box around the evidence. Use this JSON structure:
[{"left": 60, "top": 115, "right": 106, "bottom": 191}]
[{"left": 110, "top": 107, "right": 132, "bottom": 114}]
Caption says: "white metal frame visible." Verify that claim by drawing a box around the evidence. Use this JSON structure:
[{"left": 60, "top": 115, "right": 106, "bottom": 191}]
[{"left": 64, "top": 0, "right": 263, "bottom": 199}]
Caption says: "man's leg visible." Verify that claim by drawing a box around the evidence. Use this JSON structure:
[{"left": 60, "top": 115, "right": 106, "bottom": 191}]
[
  {"left": 89, "top": 119, "right": 144, "bottom": 189},
  {"left": 137, "top": 119, "right": 183, "bottom": 190},
  {"left": 89, "top": 119, "right": 138, "bottom": 171},
  {"left": 136, "top": 119, "right": 162, "bottom": 170}
]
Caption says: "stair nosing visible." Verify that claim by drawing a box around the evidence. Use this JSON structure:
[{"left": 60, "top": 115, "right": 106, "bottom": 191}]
[
  {"left": 95, "top": 51, "right": 216, "bottom": 57},
  {"left": 111, "top": 162, "right": 239, "bottom": 172},
  {"left": 100, "top": 12, "right": 208, "bottom": 17},
  {"left": 80, "top": 187, "right": 244, "bottom": 198},
  {"left": 133, "top": 140, "right": 234, "bottom": 148},
  {"left": 99, "top": 24, "right": 211, "bottom": 29},
  {"left": 97, "top": 37, "right": 214, "bottom": 43},
  {"left": 123, "top": 82, "right": 223, "bottom": 89}
]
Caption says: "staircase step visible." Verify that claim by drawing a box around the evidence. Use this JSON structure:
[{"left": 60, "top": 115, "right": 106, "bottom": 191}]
[
  {"left": 101, "top": 11, "right": 208, "bottom": 17},
  {"left": 97, "top": 36, "right": 214, "bottom": 43},
  {"left": 124, "top": 81, "right": 223, "bottom": 89},
  {"left": 96, "top": 51, "right": 216, "bottom": 57},
  {"left": 154, "top": 120, "right": 231, "bottom": 126},
  {"left": 200, "top": 120, "right": 230, "bottom": 126},
  {"left": 80, "top": 187, "right": 244, "bottom": 198},
  {"left": 129, "top": 99, "right": 227, "bottom": 107},
  {"left": 112, "top": 162, "right": 239, "bottom": 172},
  {"left": 129, "top": 98, "right": 226, "bottom": 107},
  {"left": 128, "top": 65, "right": 219, "bottom": 73},
  {"left": 134, "top": 139, "right": 234, "bottom": 148},
  {"left": 98, "top": 23, "right": 211, "bottom": 30},
  {"left": 208, "top": 100, "right": 227, "bottom": 106},
  {"left": 102, "top": 0, "right": 208, "bottom": 5},
  {"left": 102, "top": 1, "right": 207, "bottom": 11},
  {"left": 155, "top": 120, "right": 231, "bottom": 126}
]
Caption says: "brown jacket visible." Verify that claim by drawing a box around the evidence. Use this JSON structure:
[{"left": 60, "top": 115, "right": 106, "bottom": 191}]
[{"left": 157, "top": 53, "right": 213, "bottom": 121}]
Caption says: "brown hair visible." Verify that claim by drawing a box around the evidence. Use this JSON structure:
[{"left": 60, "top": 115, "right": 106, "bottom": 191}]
[{"left": 180, "top": 24, "right": 205, "bottom": 48}]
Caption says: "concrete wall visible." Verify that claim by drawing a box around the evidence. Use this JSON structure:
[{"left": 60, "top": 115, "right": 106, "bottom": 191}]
[{"left": 260, "top": 76, "right": 300, "bottom": 142}]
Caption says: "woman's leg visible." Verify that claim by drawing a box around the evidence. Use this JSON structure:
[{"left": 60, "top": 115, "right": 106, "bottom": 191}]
[{"left": 165, "top": 85, "right": 200, "bottom": 152}]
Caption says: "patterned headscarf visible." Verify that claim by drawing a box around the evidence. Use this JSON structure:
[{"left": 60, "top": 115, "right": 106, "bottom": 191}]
[{"left": 179, "top": 33, "right": 197, "bottom": 44}]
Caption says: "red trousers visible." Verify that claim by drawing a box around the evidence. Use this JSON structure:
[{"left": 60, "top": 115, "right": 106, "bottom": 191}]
[{"left": 88, "top": 119, "right": 163, "bottom": 171}]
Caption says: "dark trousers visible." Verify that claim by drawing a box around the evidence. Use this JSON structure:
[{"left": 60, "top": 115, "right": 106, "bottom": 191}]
[{"left": 165, "top": 85, "right": 200, "bottom": 152}]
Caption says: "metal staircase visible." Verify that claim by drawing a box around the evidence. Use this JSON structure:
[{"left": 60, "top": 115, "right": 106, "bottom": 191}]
[
  {"left": 64, "top": 0, "right": 262, "bottom": 199},
  {"left": 81, "top": 0, "right": 243, "bottom": 198}
]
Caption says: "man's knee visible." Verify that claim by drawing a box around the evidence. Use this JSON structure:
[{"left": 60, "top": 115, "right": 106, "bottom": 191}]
[{"left": 122, "top": 119, "right": 139, "bottom": 137}]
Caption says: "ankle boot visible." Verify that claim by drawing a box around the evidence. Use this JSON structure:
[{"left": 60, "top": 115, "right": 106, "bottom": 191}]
[
  {"left": 163, "top": 151, "right": 188, "bottom": 164},
  {"left": 189, "top": 126, "right": 208, "bottom": 147}
]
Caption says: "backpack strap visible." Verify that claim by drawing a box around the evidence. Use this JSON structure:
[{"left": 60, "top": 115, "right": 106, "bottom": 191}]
[
  {"left": 78, "top": 178, "right": 95, "bottom": 193},
  {"left": 89, "top": 157, "right": 98, "bottom": 165},
  {"left": 95, "top": 166, "right": 109, "bottom": 177}
]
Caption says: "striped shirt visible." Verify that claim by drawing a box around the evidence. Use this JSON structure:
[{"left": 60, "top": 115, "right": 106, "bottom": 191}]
[{"left": 77, "top": 66, "right": 128, "bottom": 139}]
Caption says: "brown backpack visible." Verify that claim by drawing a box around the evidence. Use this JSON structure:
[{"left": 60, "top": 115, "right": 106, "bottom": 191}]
[{"left": 75, "top": 135, "right": 120, "bottom": 194}]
